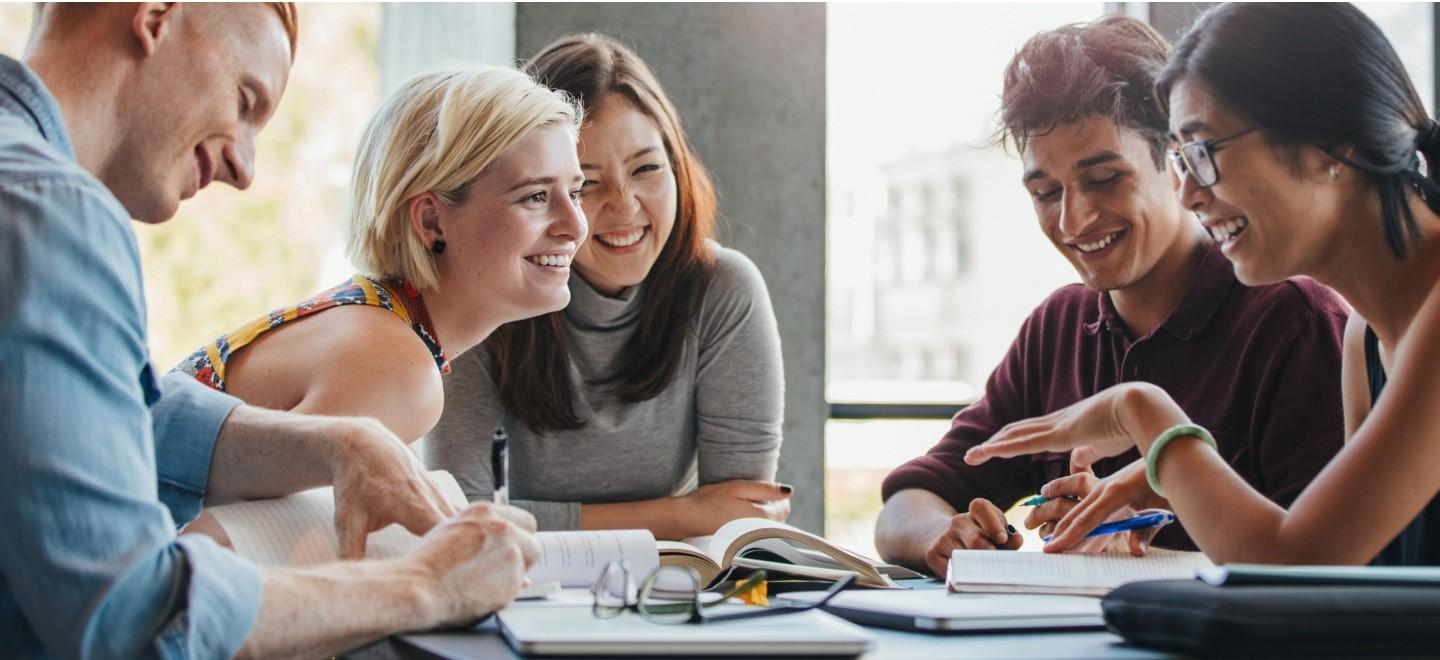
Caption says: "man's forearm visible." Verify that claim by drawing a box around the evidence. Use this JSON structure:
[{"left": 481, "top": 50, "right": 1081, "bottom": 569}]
[
  {"left": 206, "top": 405, "right": 350, "bottom": 503},
  {"left": 238, "top": 560, "right": 440, "bottom": 659},
  {"left": 874, "top": 489, "right": 959, "bottom": 571}
]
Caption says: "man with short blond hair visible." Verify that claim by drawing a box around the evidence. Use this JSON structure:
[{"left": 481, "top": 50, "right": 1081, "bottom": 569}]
[{"left": 1, "top": 5, "right": 537, "bottom": 657}]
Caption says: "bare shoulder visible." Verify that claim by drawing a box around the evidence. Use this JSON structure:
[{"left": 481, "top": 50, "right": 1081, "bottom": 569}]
[
  {"left": 231, "top": 304, "right": 444, "bottom": 441},
  {"left": 1342, "top": 312, "right": 1369, "bottom": 351},
  {"left": 319, "top": 304, "right": 441, "bottom": 374},
  {"left": 309, "top": 305, "right": 445, "bottom": 437}
]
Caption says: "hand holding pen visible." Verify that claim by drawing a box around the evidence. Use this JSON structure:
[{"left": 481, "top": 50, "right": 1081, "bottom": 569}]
[
  {"left": 1041, "top": 510, "right": 1175, "bottom": 543},
  {"left": 920, "top": 496, "right": 1022, "bottom": 577},
  {"left": 1028, "top": 459, "right": 1170, "bottom": 555},
  {"left": 1022, "top": 461, "right": 1101, "bottom": 545}
]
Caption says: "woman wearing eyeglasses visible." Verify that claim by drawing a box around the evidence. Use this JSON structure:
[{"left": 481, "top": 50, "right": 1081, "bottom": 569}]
[
  {"left": 966, "top": 2, "right": 1440, "bottom": 566},
  {"left": 426, "top": 34, "right": 790, "bottom": 539}
]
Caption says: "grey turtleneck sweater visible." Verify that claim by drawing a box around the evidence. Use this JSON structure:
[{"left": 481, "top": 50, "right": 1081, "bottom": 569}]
[{"left": 425, "top": 245, "right": 784, "bottom": 530}]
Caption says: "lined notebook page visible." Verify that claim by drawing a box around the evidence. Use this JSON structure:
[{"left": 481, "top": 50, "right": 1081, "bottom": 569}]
[
  {"left": 948, "top": 549, "right": 1212, "bottom": 595},
  {"left": 207, "top": 470, "right": 468, "bottom": 566},
  {"left": 528, "top": 529, "right": 658, "bottom": 587},
  {"left": 205, "top": 472, "right": 659, "bottom": 588}
]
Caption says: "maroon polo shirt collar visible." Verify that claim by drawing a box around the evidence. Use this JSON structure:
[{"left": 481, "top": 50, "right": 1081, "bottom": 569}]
[{"left": 1083, "top": 242, "right": 1234, "bottom": 341}]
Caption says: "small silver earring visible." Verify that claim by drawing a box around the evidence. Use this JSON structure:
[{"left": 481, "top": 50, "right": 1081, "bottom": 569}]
[{"left": 1329, "top": 164, "right": 1340, "bottom": 180}]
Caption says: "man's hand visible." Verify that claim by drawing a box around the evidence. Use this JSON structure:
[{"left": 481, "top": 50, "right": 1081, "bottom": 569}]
[
  {"left": 410, "top": 502, "right": 541, "bottom": 626},
  {"left": 325, "top": 418, "right": 460, "bottom": 559},
  {"left": 923, "top": 498, "right": 1022, "bottom": 577},
  {"left": 1040, "top": 459, "right": 1168, "bottom": 555}
]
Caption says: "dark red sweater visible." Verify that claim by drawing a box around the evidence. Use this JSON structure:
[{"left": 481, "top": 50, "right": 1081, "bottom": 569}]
[{"left": 881, "top": 245, "right": 1349, "bottom": 550}]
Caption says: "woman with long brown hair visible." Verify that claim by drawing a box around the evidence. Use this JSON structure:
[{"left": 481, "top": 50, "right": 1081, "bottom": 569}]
[{"left": 427, "top": 33, "right": 791, "bottom": 539}]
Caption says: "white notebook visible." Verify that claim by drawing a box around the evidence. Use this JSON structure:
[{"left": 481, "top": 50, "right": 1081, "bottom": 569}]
[
  {"left": 947, "top": 549, "right": 1213, "bottom": 596},
  {"left": 778, "top": 588, "right": 1104, "bottom": 633},
  {"left": 496, "top": 602, "right": 875, "bottom": 656}
]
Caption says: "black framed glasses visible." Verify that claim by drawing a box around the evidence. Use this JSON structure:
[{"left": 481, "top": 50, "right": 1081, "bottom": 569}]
[
  {"left": 1167, "top": 126, "right": 1259, "bottom": 188},
  {"left": 591, "top": 561, "right": 855, "bottom": 624}
]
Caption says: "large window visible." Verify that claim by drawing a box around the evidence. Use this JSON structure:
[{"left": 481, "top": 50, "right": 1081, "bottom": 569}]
[
  {"left": 0, "top": 5, "right": 379, "bottom": 370},
  {"left": 826, "top": 3, "right": 1107, "bottom": 554},
  {"left": 1360, "top": 3, "right": 1434, "bottom": 113}
]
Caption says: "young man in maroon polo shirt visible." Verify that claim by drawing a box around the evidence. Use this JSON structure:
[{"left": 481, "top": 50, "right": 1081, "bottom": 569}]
[{"left": 874, "top": 15, "right": 1349, "bottom": 577}]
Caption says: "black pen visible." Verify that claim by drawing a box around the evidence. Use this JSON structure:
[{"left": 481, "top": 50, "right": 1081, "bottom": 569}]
[{"left": 491, "top": 415, "right": 509, "bottom": 506}]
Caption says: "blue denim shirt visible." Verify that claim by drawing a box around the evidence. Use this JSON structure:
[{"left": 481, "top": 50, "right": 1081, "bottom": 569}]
[{"left": 0, "top": 54, "right": 262, "bottom": 658}]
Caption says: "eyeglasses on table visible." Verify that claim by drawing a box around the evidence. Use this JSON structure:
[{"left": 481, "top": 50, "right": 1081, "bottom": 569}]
[{"left": 590, "top": 560, "right": 856, "bottom": 624}]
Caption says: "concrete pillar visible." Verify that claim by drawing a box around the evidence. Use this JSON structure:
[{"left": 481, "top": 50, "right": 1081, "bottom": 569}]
[{"left": 517, "top": 3, "right": 829, "bottom": 533}]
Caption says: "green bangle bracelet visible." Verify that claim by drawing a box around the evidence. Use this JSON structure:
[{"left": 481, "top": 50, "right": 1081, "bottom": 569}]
[{"left": 1145, "top": 423, "right": 1218, "bottom": 498}]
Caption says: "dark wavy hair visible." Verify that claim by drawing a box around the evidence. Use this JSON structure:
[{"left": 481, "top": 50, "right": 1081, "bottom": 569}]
[
  {"left": 1157, "top": 2, "right": 1440, "bottom": 258},
  {"left": 486, "top": 33, "right": 719, "bottom": 433},
  {"left": 998, "top": 14, "right": 1172, "bottom": 168}
]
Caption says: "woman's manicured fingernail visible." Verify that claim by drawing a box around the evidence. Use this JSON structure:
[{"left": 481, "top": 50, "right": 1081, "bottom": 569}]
[
  {"left": 1006, "top": 524, "right": 1017, "bottom": 535},
  {"left": 779, "top": 484, "right": 793, "bottom": 494}
]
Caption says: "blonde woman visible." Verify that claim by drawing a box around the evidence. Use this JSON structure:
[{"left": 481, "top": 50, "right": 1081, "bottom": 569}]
[{"left": 174, "top": 67, "right": 586, "bottom": 553}]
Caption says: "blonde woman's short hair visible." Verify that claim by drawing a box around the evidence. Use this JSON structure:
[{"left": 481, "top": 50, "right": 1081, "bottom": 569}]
[{"left": 347, "top": 66, "right": 582, "bottom": 290}]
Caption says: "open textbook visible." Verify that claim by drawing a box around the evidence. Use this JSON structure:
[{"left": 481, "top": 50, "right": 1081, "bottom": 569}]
[
  {"left": 660, "top": 518, "right": 921, "bottom": 589},
  {"left": 947, "top": 549, "right": 1213, "bottom": 597},
  {"left": 203, "top": 471, "right": 913, "bottom": 589}
]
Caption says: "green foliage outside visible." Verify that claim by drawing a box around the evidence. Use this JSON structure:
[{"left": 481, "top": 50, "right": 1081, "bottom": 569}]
[{"left": 0, "top": 5, "right": 381, "bottom": 369}]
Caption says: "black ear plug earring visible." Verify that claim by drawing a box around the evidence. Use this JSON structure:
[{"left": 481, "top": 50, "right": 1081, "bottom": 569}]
[{"left": 432, "top": 239, "right": 447, "bottom": 255}]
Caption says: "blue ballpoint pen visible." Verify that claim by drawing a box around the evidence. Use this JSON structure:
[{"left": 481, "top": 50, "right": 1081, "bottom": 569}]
[{"left": 1042, "top": 510, "right": 1176, "bottom": 543}]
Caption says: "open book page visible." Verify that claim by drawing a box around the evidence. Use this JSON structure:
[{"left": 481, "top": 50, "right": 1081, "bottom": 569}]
[
  {"left": 686, "top": 518, "right": 857, "bottom": 567},
  {"left": 206, "top": 470, "right": 469, "bottom": 566},
  {"left": 735, "top": 539, "right": 922, "bottom": 579},
  {"left": 676, "top": 518, "right": 907, "bottom": 588},
  {"left": 528, "top": 529, "right": 658, "bottom": 587},
  {"left": 948, "top": 549, "right": 1213, "bottom": 596}
]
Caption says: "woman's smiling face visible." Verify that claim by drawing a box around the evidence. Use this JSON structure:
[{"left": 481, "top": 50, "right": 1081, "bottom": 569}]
[
  {"left": 1169, "top": 77, "right": 1349, "bottom": 286},
  {"left": 572, "top": 93, "right": 678, "bottom": 296}
]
